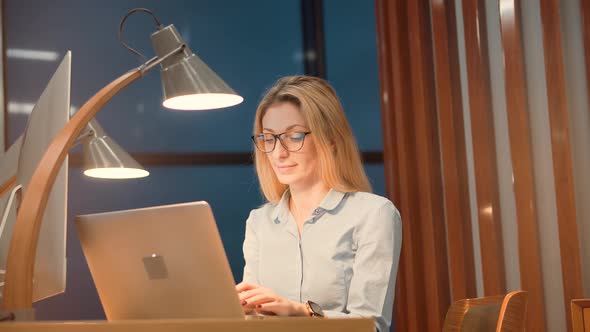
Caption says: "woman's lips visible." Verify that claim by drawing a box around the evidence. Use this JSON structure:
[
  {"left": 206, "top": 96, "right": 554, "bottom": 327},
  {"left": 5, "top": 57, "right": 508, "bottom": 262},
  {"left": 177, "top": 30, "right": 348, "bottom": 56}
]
[{"left": 276, "top": 164, "right": 296, "bottom": 173}]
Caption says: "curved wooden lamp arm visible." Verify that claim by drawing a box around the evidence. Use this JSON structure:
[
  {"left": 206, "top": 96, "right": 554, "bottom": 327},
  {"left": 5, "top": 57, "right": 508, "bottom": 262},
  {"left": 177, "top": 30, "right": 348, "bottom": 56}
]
[
  {"left": 0, "top": 176, "right": 16, "bottom": 198},
  {"left": 2, "top": 69, "right": 142, "bottom": 310}
]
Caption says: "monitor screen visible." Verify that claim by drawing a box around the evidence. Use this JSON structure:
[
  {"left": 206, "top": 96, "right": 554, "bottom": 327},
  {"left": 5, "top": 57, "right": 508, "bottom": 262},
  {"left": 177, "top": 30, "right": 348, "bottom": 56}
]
[{"left": 0, "top": 52, "right": 70, "bottom": 302}]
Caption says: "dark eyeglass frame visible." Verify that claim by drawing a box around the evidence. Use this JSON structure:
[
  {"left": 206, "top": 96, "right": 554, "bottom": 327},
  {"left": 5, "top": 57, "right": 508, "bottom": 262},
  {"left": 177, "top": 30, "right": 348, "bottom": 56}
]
[{"left": 251, "top": 131, "right": 312, "bottom": 153}]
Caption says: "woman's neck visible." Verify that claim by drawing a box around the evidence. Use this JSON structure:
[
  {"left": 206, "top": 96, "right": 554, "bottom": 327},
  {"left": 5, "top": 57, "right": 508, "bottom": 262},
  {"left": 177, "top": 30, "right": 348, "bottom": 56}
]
[{"left": 289, "top": 181, "right": 331, "bottom": 219}]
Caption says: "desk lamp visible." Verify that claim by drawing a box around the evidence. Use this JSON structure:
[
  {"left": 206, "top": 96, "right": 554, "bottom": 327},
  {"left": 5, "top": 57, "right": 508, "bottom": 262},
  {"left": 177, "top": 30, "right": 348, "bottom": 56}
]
[
  {"left": 81, "top": 119, "right": 149, "bottom": 179},
  {"left": 2, "top": 8, "right": 243, "bottom": 311}
]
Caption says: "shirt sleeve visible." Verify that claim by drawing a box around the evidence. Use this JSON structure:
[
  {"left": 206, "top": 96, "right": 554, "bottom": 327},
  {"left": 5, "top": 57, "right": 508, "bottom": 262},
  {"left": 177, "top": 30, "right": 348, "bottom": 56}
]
[
  {"left": 242, "top": 210, "right": 260, "bottom": 284},
  {"left": 323, "top": 200, "right": 402, "bottom": 332}
]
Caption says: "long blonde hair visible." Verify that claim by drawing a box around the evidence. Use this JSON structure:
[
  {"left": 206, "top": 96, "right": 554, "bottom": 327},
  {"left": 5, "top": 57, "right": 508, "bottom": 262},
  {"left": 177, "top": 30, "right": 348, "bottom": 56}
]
[{"left": 253, "top": 76, "right": 372, "bottom": 203}]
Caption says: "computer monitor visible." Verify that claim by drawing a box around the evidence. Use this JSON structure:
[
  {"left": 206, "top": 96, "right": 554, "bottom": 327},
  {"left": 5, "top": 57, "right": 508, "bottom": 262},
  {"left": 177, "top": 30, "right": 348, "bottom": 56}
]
[
  {"left": 0, "top": 52, "right": 70, "bottom": 302},
  {"left": 0, "top": 135, "right": 22, "bottom": 289}
]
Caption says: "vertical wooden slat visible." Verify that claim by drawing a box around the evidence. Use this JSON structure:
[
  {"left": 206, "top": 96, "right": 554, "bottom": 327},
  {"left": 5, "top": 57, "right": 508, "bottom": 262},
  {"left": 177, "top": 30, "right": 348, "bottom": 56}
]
[
  {"left": 377, "top": 0, "right": 426, "bottom": 330},
  {"left": 539, "top": 0, "right": 584, "bottom": 330},
  {"left": 377, "top": 0, "right": 453, "bottom": 330},
  {"left": 497, "top": 1, "right": 546, "bottom": 331},
  {"left": 581, "top": 0, "right": 590, "bottom": 109},
  {"left": 375, "top": 1, "right": 409, "bottom": 331},
  {"left": 377, "top": 0, "right": 450, "bottom": 331},
  {"left": 406, "top": 0, "right": 450, "bottom": 329},
  {"left": 430, "top": 0, "right": 477, "bottom": 302},
  {"left": 375, "top": 0, "right": 397, "bottom": 218},
  {"left": 461, "top": 0, "right": 507, "bottom": 296}
]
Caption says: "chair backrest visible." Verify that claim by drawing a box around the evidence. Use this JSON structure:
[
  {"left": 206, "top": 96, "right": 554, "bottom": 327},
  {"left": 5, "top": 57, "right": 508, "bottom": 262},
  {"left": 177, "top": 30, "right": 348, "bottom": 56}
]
[
  {"left": 571, "top": 299, "right": 590, "bottom": 332},
  {"left": 496, "top": 291, "right": 528, "bottom": 331},
  {"left": 442, "top": 291, "right": 528, "bottom": 332}
]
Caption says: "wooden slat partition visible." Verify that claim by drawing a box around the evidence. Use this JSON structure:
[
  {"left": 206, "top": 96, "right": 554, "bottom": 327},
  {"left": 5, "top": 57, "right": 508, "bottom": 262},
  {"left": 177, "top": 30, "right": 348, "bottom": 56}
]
[
  {"left": 497, "top": 1, "right": 546, "bottom": 331},
  {"left": 430, "top": 0, "right": 477, "bottom": 302},
  {"left": 460, "top": 0, "right": 506, "bottom": 296},
  {"left": 406, "top": 1, "right": 450, "bottom": 329},
  {"left": 376, "top": 0, "right": 450, "bottom": 331},
  {"left": 375, "top": 1, "right": 409, "bottom": 331},
  {"left": 539, "top": 0, "right": 585, "bottom": 330},
  {"left": 376, "top": 0, "right": 425, "bottom": 330}
]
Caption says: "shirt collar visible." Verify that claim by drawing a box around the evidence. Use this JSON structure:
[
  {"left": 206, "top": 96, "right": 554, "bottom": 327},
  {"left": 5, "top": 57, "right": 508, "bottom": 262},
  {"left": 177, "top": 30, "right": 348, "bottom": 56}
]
[
  {"left": 271, "top": 188, "right": 347, "bottom": 224},
  {"left": 271, "top": 189, "right": 292, "bottom": 223},
  {"left": 318, "top": 189, "right": 347, "bottom": 211}
]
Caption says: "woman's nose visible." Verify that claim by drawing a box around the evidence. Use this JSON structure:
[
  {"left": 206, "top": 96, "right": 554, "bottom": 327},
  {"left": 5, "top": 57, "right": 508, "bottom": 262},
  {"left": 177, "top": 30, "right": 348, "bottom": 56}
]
[{"left": 272, "top": 140, "right": 289, "bottom": 158}]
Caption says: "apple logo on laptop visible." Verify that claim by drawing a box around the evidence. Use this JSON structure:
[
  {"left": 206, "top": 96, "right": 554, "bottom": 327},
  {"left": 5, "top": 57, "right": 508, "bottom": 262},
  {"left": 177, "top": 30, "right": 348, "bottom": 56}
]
[{"left": 142, "top": 253, "right": 168, "bottom": 280}]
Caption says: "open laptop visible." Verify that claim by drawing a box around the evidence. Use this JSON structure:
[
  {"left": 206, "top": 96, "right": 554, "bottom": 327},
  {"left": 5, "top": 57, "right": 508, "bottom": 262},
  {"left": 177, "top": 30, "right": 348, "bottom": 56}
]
[{"left": 75, "top": 201, "right": 244, "bottom": 320}]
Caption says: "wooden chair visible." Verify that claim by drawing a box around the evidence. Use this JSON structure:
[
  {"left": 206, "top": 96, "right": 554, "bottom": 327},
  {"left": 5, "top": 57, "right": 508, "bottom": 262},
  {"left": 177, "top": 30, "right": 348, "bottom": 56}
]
[
  {"left": 442, "top": 290, "right": 528, "bottom": 332},
  {"left": 571, "top": 299, "right": 590, "bottom": 332}
]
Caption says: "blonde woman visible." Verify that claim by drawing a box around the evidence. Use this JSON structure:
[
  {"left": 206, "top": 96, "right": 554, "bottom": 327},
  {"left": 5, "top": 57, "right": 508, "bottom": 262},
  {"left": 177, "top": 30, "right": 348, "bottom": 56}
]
[{"left": 236, "top": 76, "right": 402, "bottom": 332}]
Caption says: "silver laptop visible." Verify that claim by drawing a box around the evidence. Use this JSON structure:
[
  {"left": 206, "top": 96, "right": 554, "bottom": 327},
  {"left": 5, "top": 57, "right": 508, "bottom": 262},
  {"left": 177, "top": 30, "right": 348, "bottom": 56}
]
[{"left": 75, "top": 201, "right": 244, "bottom": 320}]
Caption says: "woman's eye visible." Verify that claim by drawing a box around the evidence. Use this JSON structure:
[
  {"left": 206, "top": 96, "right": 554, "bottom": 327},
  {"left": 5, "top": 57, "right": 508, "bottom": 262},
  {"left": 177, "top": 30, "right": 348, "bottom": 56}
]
[
  {"left": 264, "top": 138, "right": 275, "bottom": 143},
  {"left": 288, "top": 133, "right": 304, "bottom": 141}
]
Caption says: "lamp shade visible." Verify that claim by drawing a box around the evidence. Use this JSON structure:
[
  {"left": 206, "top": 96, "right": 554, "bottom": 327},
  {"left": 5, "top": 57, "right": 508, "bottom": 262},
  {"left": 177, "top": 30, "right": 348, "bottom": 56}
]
[
  {"left": 82, "top": 120, "right": 149, "bottom": 179},
  {"left": 151, "top": 25, "right": 243, "bottom": 110}
]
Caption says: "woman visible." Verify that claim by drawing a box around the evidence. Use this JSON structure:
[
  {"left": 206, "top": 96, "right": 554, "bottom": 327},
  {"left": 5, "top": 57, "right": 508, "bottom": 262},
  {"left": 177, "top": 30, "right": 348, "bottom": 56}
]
[{"left": 236, "top": 76, "right": 402, "bottom": 332}]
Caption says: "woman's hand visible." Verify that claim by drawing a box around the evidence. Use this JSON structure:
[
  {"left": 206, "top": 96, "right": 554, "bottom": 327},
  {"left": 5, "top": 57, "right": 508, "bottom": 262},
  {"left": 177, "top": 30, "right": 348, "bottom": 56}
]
[{"left": 235, "top": 282, "right": 308, "bottom": 316}]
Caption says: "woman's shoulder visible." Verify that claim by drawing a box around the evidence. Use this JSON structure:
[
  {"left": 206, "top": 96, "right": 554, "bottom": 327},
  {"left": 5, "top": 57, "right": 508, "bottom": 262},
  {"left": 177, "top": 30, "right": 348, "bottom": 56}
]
[
  {"left": 344, "top": 191, "right": 401, "bottom": 222},
  {"left": 345, "top": 192, "right": 401, "bottom": 233},
  {"left": 245, "top": 201, "right": 281, "bottom": 226},
  {"left": 345, "top": 191, "right": 396, "bottom": 210},
  {"left": 248, "top": 201, "right": 277, "bottom": 217}
]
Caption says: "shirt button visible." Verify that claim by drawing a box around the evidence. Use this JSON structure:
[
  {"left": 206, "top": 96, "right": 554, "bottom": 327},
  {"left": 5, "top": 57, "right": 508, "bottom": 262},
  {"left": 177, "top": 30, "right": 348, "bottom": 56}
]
[{"left": 312, "top": 208, "right": 322, "bottom": 216}]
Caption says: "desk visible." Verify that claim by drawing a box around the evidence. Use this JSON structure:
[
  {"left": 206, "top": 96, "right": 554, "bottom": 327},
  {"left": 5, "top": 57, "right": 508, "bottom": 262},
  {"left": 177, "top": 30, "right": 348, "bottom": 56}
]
[{"left": 0, "top": 317, "right": 374, "bottom": 332}]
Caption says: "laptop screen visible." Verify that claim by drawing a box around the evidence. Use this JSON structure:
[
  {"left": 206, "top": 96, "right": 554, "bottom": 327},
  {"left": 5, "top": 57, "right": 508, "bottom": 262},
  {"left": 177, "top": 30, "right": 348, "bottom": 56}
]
[{"left": 75, "top": 201, "right": 243, "bottom": 320}]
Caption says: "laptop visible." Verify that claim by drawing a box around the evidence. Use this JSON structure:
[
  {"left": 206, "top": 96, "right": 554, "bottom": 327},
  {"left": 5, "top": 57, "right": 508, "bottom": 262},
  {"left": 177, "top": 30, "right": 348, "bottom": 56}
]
[{"left": 75, "top": 201, "right": 244, "bottom": 320}]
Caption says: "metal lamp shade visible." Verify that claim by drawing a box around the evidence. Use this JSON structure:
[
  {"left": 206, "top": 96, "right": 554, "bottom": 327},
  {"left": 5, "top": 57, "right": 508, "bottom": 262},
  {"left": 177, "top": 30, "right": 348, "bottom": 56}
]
[
  {"left": 82, "top": 121, "right": 149, "bottom": 179},
  {"left": 151, "top": 25, "right": 243, "bottom": 110}
]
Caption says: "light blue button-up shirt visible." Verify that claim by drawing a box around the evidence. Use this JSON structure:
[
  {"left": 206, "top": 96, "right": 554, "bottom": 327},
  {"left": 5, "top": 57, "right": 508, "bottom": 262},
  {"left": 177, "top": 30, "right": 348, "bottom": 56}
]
[{"left": 242, "top": 189, "right": 402, "bottom": 332}]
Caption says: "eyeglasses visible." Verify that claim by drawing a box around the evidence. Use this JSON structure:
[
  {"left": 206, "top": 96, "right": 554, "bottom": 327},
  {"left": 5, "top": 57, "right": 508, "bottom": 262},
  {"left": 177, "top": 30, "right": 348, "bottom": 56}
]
[{"left": 251, "top": 131, "right": 312, "bottom": 153}]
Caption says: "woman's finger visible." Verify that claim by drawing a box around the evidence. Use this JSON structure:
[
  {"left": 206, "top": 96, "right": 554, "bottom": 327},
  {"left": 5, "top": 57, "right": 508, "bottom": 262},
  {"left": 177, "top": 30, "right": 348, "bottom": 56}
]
[
  {"left": 236, "top": 282, "right": 258, "bottom": 293},
  {"left": 238, "top": 287, "right": 268, "bottom": 301},
  {"left": 255, "top": 301, "right": 283, "bottom": 315},
  {"left": 244, "top": 293, "right": 276, "bottom": 306},
  {"left": 240, "top": 304, "right": 254, "bottom": 314}
]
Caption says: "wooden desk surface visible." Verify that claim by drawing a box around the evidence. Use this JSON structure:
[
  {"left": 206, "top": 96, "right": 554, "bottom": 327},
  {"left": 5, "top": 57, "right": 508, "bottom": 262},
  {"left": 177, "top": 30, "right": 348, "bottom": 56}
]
[{"left": 0, "top": 317, "right": 374, "bottom": 332}]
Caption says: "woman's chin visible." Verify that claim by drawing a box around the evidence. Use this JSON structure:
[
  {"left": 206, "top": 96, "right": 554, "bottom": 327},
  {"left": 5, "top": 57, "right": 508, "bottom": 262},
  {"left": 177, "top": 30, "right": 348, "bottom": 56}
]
[
  {"left": 275, "top": 174, "right": 300, "bottom": 186},
  {"left": 276, "top": 178, "right": 294, "bottom": 186}
]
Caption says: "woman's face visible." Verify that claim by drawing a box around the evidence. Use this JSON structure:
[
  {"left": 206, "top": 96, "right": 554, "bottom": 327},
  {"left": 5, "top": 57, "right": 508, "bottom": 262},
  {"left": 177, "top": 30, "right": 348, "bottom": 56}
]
[{"left": 260, "top": 102, "right": 320, "bottom": 189}]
